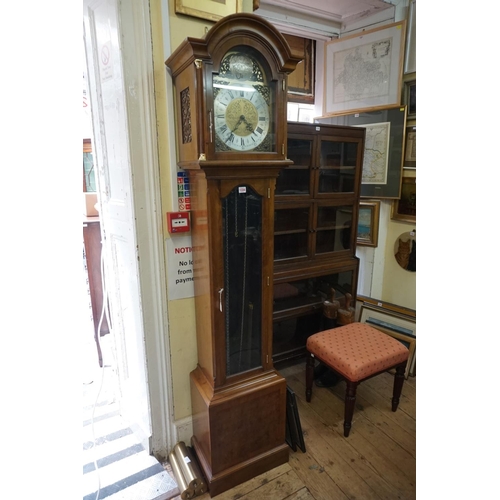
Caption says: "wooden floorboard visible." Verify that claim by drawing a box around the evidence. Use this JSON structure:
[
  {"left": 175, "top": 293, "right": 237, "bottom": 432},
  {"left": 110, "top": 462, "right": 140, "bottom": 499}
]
[{"left": 171, "top": 362, "right": 416, "bottom": 500}]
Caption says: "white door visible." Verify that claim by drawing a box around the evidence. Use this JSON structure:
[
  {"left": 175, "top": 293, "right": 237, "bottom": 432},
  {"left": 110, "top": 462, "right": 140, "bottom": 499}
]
[{"left": 83, "top": 0, "right": 150, "bottom": 443}]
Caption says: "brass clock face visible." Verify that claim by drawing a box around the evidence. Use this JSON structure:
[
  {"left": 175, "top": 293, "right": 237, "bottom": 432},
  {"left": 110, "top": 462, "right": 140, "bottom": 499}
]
[
  {"left": 213, "top": 50, "right": 273, "bottom": 153},
  {"left": 214, "top": 88, "right": 269, "bottom": 151}
]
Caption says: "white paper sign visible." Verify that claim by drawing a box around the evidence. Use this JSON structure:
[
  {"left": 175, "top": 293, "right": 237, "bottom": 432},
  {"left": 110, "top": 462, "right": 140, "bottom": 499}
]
[{"left": 165, "top": 235, "right": 194, "bottom": 300}]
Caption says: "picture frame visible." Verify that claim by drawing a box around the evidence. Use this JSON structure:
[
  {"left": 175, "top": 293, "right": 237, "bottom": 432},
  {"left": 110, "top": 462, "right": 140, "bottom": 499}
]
[
  {"left": 404, "top": 125, "right": 416, "bottom": 167},
  {"left": 317, "top": 105, "right": 406, "bottom": 199},
  {"left": 285, "top": 386, "right": 306, "bottom": 453},
  {"left": 404, "top": 0, "right": 416, "bottom": 74},
  {"left": 359, "top": 303, "right": 416, "bottom": 378},
  {"left": 391, "top": 176, "right": 416, "bottom": 223},
  {"left": 404, "top": 78, "right": 416, "bottom": 120},
  {"left": 323, "top": 21, "right": 406, "bottom": 116},
  {"left": 356, "top": 295, "right": 416, "bottom": 319},
  {"left": 298, "top": 106, "right": 314, "bottom": 123},
  {"left": 357, "top": 200, "right": 380, "bottom": 247},
  {"left": 175, "top": 0, "right": 242, "bottom": 22}
]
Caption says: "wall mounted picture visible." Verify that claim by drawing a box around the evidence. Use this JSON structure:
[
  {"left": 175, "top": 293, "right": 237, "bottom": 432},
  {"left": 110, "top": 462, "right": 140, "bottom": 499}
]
[
  {"left": 392, "top": 176, "right": 416, "bottom": 223},
  {"left": 175, "top": 0, "right": 242, "bottom": 22},
  {"left": 404, "top": 126, "right": 416, "bottom": 168},
  {"left": 323, "top": 21, "right": 406, "bottom": 116},
  {"left": 357, "top": 200, "right": 380, "bottom": 247},
  {"left": 318, "top": 105, "right": 406, "bottom": 199},
  {"left": 404, "top": 0, "right": 416, "bottom": 74},
  {"left": 394, "top": 230, "right": 416, "bottom": 272},
  {"left": 404, "top": 79, "right": 416, "bottom": 120}
]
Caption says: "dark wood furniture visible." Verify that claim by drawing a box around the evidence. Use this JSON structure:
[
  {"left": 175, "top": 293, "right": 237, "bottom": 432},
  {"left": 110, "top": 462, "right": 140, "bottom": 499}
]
[
  {"left": 165, "top": 13, "right": 301, "bottom": 497},
  {"left": 272, "top": 122, "right": 365, "bottom": 364},
  {"left": 305, "top": 322, "right": 409, "bottom": 437},
  {"left": 83, "top": 216, "right": 110, "bottom": 367}
]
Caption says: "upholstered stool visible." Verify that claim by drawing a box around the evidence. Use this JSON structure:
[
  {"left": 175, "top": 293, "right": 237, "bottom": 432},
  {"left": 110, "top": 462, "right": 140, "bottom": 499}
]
[{"left": 306, "top": 322, "right": 409, "bottom": 437}]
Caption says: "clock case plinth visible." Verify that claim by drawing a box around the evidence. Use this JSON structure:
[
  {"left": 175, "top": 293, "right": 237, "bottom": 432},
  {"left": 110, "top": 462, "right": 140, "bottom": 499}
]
[{"left": 166, "top": 13, "right": 301, "bottom": 497}]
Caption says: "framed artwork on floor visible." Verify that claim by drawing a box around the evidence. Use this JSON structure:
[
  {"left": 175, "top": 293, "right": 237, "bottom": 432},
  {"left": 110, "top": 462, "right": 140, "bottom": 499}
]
[{"left": 359, "top": 303, "right": 416, "bottom": 378}]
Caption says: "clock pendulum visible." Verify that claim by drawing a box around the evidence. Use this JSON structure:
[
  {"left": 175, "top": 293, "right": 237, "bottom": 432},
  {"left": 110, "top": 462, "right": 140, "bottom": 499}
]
[{"left": 223, "top": 187, "right": 259, "bottom": 375}]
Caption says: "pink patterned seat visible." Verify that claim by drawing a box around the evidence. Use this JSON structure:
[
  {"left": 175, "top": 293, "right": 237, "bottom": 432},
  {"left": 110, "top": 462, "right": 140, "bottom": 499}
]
[{"left": 305, "top": 322, "right": 409, "bottom": 437}]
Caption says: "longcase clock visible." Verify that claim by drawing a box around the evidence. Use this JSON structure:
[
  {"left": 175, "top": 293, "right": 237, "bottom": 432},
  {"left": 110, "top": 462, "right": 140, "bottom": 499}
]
[{"left": 166, "top": 13, "right": 301, "bottom": 497}]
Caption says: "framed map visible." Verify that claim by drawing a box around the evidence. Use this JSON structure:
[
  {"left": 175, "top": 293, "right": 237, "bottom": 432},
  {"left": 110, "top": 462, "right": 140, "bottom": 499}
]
[
  {"left": 317, "top": 105, "right": 406, "bottom": 199},
  {"left": 358, "top": 122, "right": 390, "bottom": 185},
  {"left": 323, "top": 21, "right": 406, "bottom": 116}
]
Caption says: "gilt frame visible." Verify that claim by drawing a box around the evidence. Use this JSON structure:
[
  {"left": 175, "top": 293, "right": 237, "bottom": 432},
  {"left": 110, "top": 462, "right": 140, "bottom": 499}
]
[{"left": 175, "top": 0, "right": 242, "bottom": 22}]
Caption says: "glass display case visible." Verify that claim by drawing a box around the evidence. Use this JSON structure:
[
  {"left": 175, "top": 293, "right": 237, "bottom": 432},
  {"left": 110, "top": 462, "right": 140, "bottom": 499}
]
[{"left": 272, "top": 122, "right": 365, "bottom": 363}]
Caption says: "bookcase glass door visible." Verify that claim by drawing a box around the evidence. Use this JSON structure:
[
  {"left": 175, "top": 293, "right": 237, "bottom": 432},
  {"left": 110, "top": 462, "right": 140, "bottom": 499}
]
[
  {"left": 317, "top": 139, "right": 358, "bottom": 194},
  {"left": 275, "top": 137, "right": 312, "bottom": 196}
]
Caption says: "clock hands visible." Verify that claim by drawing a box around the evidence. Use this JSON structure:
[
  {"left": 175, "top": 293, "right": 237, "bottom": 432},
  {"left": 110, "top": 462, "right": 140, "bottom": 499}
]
[
  {"left": 231, "top": 116, "right": 244, "bottom": 132},
  {"left": 232, "top": 115, "right": 254, "bottom": 133},
  {"left": 244, "top": 118, "right": 254, "bottom": 133}
]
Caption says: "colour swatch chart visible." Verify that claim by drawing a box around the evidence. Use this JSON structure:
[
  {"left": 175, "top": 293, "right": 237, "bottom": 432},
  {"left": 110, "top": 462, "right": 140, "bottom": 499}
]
[{"left": 177, "top": 171, "right": 191, "bottom": 211}]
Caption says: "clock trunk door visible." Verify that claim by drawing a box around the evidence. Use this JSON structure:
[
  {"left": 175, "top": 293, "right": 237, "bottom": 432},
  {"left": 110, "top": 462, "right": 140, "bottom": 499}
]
[{"left": 215, "top": 178, "right": 274, "bottom": 386}]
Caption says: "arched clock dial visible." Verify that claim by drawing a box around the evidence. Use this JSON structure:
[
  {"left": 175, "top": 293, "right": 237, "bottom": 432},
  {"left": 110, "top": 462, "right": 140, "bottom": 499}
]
[
  {"left": 214, "top": 86, "right": 270, "bottom": 151},
  {"left": 213, "top": 49, "right": 273, "bottom": 153}
]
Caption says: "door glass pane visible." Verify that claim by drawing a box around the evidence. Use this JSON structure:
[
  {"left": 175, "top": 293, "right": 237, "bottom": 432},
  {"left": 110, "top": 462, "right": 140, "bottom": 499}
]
[
  {"left": 276, "top": 168, "right": 310, "bottom": 195},
  {"left": 318, "top": 141, "right": 358, "bottom": 193},
  {"left": 315, "top": 205, "right": 353, "bottom": 253},
  {"left": 274, "top": 207, "right": 309, "bottom": 260},
  {"left": 277, "top": 138, "right": 312, "bottom": 195},
  {"left": 273, "top": 272, "right": 354, "bottom": 314},
  {"left": 83, "top": 152, "right": 96, "bottom": 192},
  {"left": 222, "top": 186, "right": 262, "bottom": 376},
  {"left": 274, "top": 233, "right": 308, "bottom": 260},
  {"left": 273, "top": 313, "right": 323, "bottom": 359}
]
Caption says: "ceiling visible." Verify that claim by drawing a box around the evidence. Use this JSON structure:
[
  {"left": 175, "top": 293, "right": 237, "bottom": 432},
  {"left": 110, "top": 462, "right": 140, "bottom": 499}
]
[{"left": 256, "top": 0, "right": 394, "bottom": 26}]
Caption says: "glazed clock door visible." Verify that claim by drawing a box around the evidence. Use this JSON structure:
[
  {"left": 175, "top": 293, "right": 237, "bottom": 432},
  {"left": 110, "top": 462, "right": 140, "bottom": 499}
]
[{"left": 216, "top": 178, "right": 273, "bottom": 385}]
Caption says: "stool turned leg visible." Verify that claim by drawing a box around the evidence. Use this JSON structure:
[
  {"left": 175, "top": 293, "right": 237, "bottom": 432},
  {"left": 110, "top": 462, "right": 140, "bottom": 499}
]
[
  {"left": 391, "top": 362, "right": 407, "bottom": 411},
  {"left": 344, "top": 380, "right": 358, "bottom": 437},
  {"left": 306, "top": 353, "right": 315, "bottom": 402}
]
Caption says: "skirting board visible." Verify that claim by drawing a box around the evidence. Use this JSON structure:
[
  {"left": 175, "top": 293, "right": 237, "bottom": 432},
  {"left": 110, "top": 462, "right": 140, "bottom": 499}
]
[{"left": 174, "top": 416, "right": 194, "bottom": 445}]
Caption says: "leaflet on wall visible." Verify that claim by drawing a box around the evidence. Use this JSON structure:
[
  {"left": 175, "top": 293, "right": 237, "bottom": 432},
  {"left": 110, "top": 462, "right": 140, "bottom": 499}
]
[{"left": 165, "top": 235, "right": 195, "bottom": 300}]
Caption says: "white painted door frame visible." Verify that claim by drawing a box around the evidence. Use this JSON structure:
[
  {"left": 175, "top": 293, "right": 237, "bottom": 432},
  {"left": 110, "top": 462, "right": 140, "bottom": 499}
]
[{"left": 83, "top": 0, "right": 174, "bottom": 459}]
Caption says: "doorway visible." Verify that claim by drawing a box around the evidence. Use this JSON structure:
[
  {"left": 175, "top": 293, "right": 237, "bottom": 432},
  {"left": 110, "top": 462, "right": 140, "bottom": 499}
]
[{"left": 83, "top": 0, "right": 174, "bottom": 461}]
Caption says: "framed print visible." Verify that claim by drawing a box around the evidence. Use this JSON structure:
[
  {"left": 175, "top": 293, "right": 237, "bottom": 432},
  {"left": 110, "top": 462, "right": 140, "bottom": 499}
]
[
  {"left": 357, "top": 200, "right": 380, "bottom": 247},
  {"left": 391, "top": 176, "right": 416, "bottom": 223},
  {"left": 298, "top": 106, "right": 314, "bottom": 123},
  {"left": 318, "top": 105, "right": 406, "bottom": 199},
  {"left": 404, "top": 0, "right": 416, "bottom": 74},
  {"left": 404, "top": 78, "right": 416, "bottom": 119},
  {"left": 175, "top": 0, "right": 242, "bottom": 22},
  {"left": 323, "top": 21, "right": 406, "bottom": 116},
  {"left": 285, "top": 386, "right": 306, "bottom": 453},
  {"left": 359, "top": 303, "right": 416, "bottom": 378},
  {"left": 356, "top": 295, "right": 416, "bottom": 320},
  {"left": 404, "top": 125, "right": 416, "bottom": 167}
]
